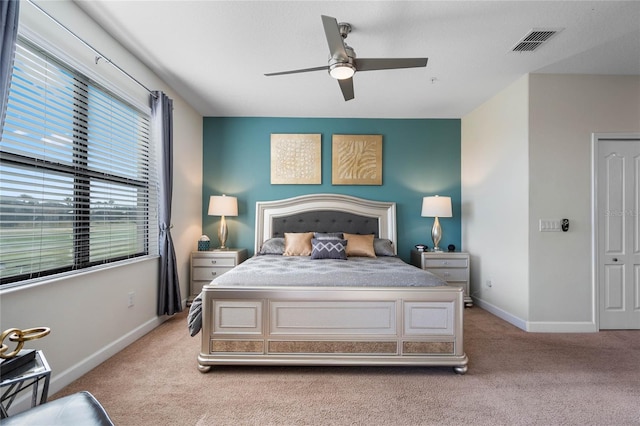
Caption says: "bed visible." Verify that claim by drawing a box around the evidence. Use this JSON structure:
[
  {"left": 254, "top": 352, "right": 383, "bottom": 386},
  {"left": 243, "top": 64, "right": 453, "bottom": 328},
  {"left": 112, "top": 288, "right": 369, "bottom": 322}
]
[{"left": 191, "top": 193, "right": 468, "bottom": 374}]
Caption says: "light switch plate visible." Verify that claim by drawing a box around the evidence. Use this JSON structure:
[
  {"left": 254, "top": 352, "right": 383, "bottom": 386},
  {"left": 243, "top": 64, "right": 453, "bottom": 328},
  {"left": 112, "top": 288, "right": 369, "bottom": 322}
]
[{"left": 539, "top": 219, "right": 562, "bottom": 232}]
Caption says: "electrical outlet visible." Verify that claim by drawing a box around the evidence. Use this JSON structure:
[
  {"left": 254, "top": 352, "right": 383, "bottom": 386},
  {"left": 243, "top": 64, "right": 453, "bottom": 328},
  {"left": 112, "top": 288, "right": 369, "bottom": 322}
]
[
  {"left": 485, "top": 280, "right": 493, "bottom": 288},
  {"left": 128, "top": 291, "right": 135, "bottom": 307}
]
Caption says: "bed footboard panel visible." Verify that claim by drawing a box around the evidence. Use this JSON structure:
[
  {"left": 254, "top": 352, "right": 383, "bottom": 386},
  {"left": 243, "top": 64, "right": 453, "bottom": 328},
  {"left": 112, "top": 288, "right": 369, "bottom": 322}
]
[{"left": 198, "top": 286, "right": 467, "bottom": 372}]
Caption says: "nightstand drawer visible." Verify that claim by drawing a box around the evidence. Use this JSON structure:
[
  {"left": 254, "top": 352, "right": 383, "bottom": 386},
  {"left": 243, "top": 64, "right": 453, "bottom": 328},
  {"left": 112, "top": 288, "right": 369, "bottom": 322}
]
[
  {"left": 193, "top": 267, "right": 233, "bottom": 281},
  {"left": 192, "top": 257, "right": 237, "bottom": 267},
  {"left": 422, "top": 258, "right": 468, "bottom": 268},
  {"left": 428, "top": 268, "right": 468, "bottom": 282}
]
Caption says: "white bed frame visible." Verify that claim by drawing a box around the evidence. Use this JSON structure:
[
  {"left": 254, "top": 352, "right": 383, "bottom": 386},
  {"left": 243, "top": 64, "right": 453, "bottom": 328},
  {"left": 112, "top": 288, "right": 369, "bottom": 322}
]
[{"left": 198, "top": 194, "right": 468, "bottom": 374}]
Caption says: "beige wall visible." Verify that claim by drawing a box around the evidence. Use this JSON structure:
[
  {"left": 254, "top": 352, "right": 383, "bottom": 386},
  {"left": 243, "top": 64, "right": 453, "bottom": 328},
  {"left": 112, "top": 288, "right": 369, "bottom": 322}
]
[
  {"left": 0, "top": 0, "right": 202, "bottom": 409},
  {"left": 461, "top": 75, "right": 530, "bottom": 326},
  {"left": 528, "top": 74, "right": 640, "bottom": 328},
  {"left": 462, "top": 73, "right": 640, "bottom": 331}
]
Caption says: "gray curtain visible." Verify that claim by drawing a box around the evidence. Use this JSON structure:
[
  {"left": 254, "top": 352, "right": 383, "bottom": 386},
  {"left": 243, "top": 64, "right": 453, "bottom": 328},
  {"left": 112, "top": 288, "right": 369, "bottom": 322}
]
[
  {"left": 1, "top": 0, "right": 19, "bottom": 131},
  {"left": 152, "top": 91, "right": 182, "bottom": 316}
]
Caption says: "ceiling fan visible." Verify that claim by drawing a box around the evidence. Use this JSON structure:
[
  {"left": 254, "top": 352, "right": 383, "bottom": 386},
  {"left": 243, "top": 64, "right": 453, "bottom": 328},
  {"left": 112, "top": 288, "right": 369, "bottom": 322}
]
[{"left": 264, "top": 15, "right": 428, "bottom": 101}]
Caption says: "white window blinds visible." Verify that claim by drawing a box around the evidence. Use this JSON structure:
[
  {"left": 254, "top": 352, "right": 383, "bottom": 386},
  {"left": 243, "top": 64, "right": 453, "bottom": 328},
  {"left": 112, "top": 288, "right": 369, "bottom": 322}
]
[{"left": 0, "top": 38, "right": 158, "bottom": 286}]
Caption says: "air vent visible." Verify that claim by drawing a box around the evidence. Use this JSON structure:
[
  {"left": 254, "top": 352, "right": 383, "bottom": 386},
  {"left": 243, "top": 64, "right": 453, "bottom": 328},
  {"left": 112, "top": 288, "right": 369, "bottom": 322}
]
[{"left": 512, "top": 28, "right": 563, "bottom": 52}]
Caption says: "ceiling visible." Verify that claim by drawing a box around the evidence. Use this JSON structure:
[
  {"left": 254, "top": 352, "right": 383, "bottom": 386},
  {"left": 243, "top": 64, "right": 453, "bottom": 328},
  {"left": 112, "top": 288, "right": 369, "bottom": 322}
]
[{"left": 73, "top": 1, "right": 640, "bottom": 119}]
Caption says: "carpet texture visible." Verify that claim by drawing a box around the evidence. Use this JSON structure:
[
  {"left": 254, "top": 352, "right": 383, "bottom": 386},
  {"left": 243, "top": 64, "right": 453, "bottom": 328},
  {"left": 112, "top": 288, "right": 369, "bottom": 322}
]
[{"left": 52, "top": 307, "right": 640, "bottom": 425}]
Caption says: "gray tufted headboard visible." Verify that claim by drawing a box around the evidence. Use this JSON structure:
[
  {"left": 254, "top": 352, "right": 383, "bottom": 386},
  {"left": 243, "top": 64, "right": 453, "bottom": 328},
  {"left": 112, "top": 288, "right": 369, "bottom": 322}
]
[
  {"left": 271, "top": 210, "right": 379, "bottom": 238},
  {"left": 255, "top": 193, "right": 397, "bottom": 254}
]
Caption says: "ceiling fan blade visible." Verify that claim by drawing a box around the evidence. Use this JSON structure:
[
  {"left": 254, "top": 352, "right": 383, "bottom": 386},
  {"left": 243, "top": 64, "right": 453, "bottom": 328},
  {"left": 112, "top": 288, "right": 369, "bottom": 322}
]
[
  {"left": 264, "top": 66, "right": 329, "bottom": 77},
  {"left": 338, "top": 78, "right": 354, "bottom": 101},
  {"left": 321, "top": 15, "right": 348, "bottom": 60},
  {"left": 355, "top": 58, "right": 428, "bottom": 71}
]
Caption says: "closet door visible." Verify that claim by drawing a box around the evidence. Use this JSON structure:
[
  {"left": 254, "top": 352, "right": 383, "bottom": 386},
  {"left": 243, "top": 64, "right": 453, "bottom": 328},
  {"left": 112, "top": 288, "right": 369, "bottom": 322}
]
[{"left": 596, "top": 135, "right": 640, "bottom": 329}]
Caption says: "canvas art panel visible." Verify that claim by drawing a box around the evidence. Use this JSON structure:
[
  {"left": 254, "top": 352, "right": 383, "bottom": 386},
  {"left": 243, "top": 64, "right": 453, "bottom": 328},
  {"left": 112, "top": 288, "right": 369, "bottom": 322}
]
[
  {"left": 332, "top": 134, "right": 382, "bottom": 185},
  {"left": 270, "top": 134, "right": 322, "bottom": 184}
]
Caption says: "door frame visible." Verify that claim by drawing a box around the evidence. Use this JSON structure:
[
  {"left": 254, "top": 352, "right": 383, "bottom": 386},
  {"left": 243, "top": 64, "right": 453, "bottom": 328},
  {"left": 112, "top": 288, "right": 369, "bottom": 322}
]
[{"left": 591, "top": 132, "right": 640, "bottom": 330}]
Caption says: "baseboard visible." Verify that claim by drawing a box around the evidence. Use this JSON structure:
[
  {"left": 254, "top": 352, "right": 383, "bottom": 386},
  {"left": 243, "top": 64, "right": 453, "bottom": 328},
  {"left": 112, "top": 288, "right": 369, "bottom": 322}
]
[
  {"left": 472, "top": 298, "right": 527, "bottom": 331},
  {"left": 50, "top": 316, "right": 165, "bottom": 392},
  {"left": 473, "top": 298, "right": 597, "bottom": 333},
  {"left": 526, "top": 321, "right": 597, "bottom": 333}
]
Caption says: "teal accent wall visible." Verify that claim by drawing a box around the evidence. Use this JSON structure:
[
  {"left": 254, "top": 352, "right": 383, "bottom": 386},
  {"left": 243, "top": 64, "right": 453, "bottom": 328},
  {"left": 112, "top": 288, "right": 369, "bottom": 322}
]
[{"left": 202, "top": 117, "right": 461, "bottom": 262}]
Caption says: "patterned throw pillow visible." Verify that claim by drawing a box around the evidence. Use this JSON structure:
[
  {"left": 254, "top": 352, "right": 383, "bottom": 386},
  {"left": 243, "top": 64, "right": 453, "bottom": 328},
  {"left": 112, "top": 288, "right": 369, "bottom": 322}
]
[{"left": 310, "top": 238, "right": 348, "bottom": 260}]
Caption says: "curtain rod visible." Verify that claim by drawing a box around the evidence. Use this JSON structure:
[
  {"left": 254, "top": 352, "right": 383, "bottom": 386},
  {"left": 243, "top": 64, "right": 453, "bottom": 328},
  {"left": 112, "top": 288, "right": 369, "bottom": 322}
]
[{"left": 26, "top": 0, "right": 157, "bottom": 98}]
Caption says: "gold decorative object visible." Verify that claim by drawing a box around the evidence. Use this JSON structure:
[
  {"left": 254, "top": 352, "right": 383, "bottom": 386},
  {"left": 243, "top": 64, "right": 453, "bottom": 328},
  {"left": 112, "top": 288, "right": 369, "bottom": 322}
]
[
  {"left": 332, "top": 134, "right": 382, "bottom": 185},
  {"left": 271, "top": 134, "right": 322, "bottom": 184},
  {"left": 0, "top": 327, "right": 51, "bottom": 359}
]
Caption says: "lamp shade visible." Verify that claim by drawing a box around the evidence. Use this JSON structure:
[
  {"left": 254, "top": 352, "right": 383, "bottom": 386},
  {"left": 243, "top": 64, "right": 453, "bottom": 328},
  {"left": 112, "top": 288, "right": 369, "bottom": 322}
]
[
  {"left": 208, "top": 195, "right": 238, "bottom": 217},
  {"left": 421, "top": 196, "right": 452, "bottom": 218}
]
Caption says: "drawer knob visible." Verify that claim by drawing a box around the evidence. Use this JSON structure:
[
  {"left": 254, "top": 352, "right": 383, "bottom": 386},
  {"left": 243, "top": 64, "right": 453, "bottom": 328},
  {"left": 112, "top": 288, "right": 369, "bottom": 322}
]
[
  {"left": 211, "top": 272, "right": 217, "bottom": 276},
  {"left": 211, "top": 260, "right": 217, "bottom": 264},
  {"left": 442, "top": 261, "right": 449, "bottom": 265}
]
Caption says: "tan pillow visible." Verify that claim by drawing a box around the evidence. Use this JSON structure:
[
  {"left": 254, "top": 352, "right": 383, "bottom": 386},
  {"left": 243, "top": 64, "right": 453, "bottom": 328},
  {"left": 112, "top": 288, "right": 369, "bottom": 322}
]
[
  {"left": 343, "top": 233, "right": 376, "bottom": 258},
  {"left": 283, "top": 232, "right": 314, "bottom": 256}
]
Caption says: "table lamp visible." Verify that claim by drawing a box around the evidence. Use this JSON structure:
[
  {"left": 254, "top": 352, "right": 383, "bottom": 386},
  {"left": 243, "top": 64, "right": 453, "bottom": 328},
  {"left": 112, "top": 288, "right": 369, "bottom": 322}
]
[
  {"left": 208, "top": 195, "right": 238, "bottom": 249},
  {"left": 421, "top": 195, "right": 452, "bottom": 252}
]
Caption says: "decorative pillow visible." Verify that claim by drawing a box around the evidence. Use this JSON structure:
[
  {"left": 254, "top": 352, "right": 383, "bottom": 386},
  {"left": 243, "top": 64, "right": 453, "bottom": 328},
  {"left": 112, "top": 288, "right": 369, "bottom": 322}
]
[
  {"left": 283, "top": 232, "right": 314, "bottom": 256},
  {"left": 310, "top": 238, "right": 348, "bottom": 260},
  {"left": 343, "top": 233, "right": 376, "bottom": 258},
  {"left": 374, "top": 238, "right": 395, "bottom": 256},
  {"left": 257, "top": 238, "right": 285, "bottom": 255},
  {"left": 313, "top": 232, "right": 344, "bottom": 240}
]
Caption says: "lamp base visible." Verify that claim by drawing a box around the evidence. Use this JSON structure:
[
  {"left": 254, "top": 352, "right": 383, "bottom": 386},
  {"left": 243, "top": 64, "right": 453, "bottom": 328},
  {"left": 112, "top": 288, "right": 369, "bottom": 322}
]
[
  {"left": 431, "top": 216, "right": 443, "bottom": 254},
  {"left": 218, "top": 216, "right": 229, "bottom": 250}
]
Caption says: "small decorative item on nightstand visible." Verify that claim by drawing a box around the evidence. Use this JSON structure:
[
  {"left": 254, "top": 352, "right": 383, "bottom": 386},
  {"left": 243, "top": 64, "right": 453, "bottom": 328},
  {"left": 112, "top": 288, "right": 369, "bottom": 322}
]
[{"left": 197, "top": 235, "right": 210, "bottom": 251}]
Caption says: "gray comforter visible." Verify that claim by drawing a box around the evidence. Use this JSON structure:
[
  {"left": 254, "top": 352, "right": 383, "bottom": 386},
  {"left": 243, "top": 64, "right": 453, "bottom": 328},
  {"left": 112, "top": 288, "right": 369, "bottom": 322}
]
[
  {"left": 187, "top": 255, "right": 446, "bottom": 336},
  {"left": 214, "top": 255, "right": 446, "bottom": 287}
]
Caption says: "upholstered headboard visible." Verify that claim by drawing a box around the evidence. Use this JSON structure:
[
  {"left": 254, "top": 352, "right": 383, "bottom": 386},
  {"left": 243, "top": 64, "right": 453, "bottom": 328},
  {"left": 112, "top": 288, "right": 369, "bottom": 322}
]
[
  {"left": 270, "top": 210, "right": 379, "bottom": 238},
  {"left": 255, "top": 193, "right": 397, "bottom": 254}
]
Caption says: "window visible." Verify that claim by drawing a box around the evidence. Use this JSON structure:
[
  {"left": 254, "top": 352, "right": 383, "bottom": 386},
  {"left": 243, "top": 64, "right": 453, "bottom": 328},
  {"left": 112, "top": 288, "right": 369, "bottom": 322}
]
[{"left": 0, "top": 38, "right": 158, "bottom": 286}]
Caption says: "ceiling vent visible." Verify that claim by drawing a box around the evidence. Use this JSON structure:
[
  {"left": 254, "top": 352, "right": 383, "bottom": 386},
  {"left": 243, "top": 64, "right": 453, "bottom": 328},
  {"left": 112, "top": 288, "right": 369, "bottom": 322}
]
[{"left": 512, "top": 28, "right": 563, "bottom": 52}]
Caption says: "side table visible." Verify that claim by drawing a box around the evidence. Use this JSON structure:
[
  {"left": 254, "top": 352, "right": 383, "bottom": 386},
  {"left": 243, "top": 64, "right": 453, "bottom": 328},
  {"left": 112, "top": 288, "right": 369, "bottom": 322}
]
[
  {"left": 189, "top": 248, "right": 248, "bottom": 304},
  {"left": 0, "top": 350, "right": 51, "bottom": 418},
  {"left": 411, "top": 250, "right": 473, "bottom": 307}
]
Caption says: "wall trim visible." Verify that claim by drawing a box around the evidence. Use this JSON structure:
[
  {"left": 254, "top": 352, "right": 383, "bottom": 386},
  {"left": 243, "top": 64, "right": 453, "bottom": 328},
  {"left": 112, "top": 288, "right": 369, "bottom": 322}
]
[
  {"left": 472, "top": 298, "right": 527, "bottom": 331},
  {"left": 526, "top": 320, "right": 597, "bottom": 333}
]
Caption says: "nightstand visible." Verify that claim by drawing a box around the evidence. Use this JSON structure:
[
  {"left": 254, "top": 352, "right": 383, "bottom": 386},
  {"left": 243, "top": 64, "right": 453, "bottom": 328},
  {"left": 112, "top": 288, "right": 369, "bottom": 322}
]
[
  {"left": 411, "top": 250, "right": 472, "bottom": 307},
  {"left": 189, "top": 249, "right": 248, "bottom": 303}
]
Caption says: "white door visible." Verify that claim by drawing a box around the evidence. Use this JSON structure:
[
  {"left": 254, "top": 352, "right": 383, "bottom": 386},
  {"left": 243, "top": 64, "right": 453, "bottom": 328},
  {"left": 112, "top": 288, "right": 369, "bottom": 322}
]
[{"left": 596, "top": 134, "right": 640, "bottom": 329}]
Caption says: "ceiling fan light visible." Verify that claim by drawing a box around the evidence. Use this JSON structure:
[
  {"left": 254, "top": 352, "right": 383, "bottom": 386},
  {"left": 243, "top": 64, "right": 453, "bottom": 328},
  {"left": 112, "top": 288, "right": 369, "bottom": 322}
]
[{"left": 329, "top": 63, "right": 355, "bottom": 80}]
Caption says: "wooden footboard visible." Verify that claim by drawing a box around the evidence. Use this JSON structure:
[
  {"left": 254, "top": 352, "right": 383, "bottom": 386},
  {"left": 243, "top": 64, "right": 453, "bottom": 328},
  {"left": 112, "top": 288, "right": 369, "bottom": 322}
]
[{"left": 198, "top": 285, "right": 468, "bottom": 374}]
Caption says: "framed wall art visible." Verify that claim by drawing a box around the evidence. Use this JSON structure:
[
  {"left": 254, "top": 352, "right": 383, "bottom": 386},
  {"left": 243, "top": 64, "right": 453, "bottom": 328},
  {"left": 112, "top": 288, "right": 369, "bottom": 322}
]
[
  {"left": 270, "top": 134, "right": 321, "bottom": 184},
  {"left": 332, "top": 134, "right": 382, "bottom": 185}
]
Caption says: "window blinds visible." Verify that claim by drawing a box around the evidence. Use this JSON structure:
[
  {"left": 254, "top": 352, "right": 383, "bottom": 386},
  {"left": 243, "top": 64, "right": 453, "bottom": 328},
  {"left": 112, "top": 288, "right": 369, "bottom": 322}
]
[{"left": 0, "top": 38, "right": 158, "bottom": 285}]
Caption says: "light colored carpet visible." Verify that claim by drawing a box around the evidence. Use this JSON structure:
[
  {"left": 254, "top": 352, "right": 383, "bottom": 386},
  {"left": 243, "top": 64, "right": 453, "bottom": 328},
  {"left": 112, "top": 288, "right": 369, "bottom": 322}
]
[{"left": 52, "top": 307, "right": 640, "bottom": 425}]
